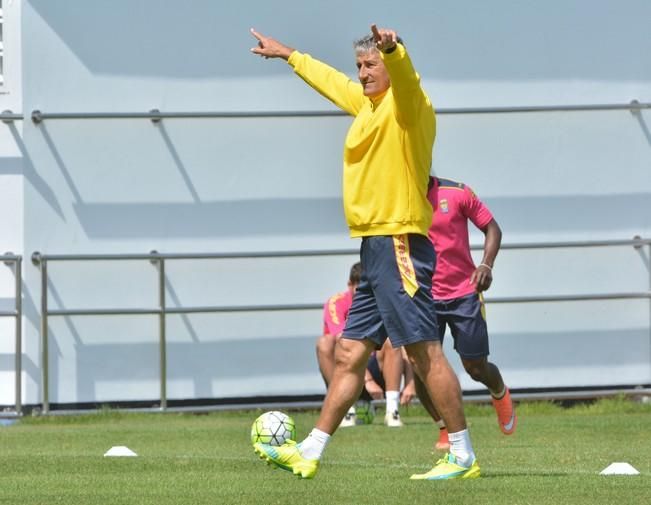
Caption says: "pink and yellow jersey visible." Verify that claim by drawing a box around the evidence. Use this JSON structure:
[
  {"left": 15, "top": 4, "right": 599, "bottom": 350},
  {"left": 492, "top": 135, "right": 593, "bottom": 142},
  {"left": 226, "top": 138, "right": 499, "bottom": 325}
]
[
  {"left": 427, "top": 177, "right": 494, "bottom": 300},
  {"left": 322, "top": 290, "right": 353, "bottom": 337}
]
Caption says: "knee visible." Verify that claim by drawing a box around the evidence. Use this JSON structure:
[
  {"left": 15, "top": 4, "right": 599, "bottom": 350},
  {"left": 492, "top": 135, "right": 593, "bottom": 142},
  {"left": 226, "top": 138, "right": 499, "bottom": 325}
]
[
  {"left": 334, "top": 344, "right": 355, "bottom": 370},
  {"left": 316, "top": 335, "right": 334, "bottom": 358},
  {"left": 405, "top": 341, "right": 444, "bottom": 377},
  {"left": 334, "top": 339, "right": 371, "bottom": 373},
  {"left": 463, "top": 359, "right": 486, "bottom": 382}
]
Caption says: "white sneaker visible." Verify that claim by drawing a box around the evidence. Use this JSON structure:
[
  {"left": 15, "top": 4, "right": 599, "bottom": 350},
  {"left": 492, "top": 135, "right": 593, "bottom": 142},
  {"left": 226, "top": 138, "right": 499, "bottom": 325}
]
[
  {"left": 384, "top": 410, "right": 404, "bottom": 427},
  {"left": 339, "top": 412, "right": 357, "bottom": 428}
]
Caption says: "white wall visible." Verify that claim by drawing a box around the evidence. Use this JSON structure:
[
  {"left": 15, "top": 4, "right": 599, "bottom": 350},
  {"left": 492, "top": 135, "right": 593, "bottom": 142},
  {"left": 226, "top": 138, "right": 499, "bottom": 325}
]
[
  {"left": 0, "top": 0, "right": 649, "bottom": 407},
  {"left": 0, "top": 0, "right": 24, "bottom": 406}
]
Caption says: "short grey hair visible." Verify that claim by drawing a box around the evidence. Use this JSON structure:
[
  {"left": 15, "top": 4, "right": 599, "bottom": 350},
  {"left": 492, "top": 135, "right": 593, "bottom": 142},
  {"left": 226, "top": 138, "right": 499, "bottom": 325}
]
[{"left": 353, "top": 34, "right": 404, "bottom": 54}]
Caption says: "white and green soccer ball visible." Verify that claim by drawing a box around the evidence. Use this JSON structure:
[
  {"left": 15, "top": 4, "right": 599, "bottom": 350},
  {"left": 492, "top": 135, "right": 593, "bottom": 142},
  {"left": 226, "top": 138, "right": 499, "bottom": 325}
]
[{"left": 250, "top": 411, "right": 296, "bottom": 446}]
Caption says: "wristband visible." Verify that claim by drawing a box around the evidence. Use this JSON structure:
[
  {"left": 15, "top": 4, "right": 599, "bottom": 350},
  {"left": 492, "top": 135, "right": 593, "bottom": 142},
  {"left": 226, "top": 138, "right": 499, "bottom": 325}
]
[{"left": 478, "top": 263, "right": 493, "bottom": 271}]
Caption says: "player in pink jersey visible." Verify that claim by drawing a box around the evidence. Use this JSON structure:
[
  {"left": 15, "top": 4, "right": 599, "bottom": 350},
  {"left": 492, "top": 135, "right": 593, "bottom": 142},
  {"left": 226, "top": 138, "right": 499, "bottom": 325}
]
[
  {"left": 415, "top": 177, "right": 516, "bottom": 450},
  {"left": 318, "top": 262, "right": 412, "bottom": 428}
]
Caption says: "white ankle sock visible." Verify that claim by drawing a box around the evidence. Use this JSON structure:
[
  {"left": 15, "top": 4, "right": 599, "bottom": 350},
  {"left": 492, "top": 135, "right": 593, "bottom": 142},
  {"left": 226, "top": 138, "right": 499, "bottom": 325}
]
[
  {"left": 491, "top": 385, "right": 507, "bottom": 399},
  {"left": 436, "top": 419, "right": 446, "bottom": 429},
  {"left": 448, "top": 429, "right": 475, "bottom": 467},
  {"left": 385, "top": 390, "right": 400, "bottom": 414},
  {"left": 298, "top": 428, "right": 331, "bottom": 460},
  {"left": 347, "top": 405, "right": 356, "bottom": 415}
]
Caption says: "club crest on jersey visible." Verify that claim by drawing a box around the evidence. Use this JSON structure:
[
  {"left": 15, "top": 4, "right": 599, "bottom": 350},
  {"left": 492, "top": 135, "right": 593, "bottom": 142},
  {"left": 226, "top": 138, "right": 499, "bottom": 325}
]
[{"left": 440, "top": 199, "right": 449, "bottom": 213}]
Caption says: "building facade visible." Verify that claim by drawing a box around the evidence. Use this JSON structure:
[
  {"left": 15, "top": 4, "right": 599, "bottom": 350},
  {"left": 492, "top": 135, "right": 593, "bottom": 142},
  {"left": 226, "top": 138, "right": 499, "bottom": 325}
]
[{"left": 1, "top": 0, "right": 650, "bottom": 410}]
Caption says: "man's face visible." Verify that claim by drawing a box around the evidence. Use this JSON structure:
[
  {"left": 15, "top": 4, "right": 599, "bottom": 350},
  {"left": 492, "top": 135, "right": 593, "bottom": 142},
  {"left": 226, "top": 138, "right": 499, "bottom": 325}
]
[{"left": 356, "top": 50, "right": 390, "bottom": 98}]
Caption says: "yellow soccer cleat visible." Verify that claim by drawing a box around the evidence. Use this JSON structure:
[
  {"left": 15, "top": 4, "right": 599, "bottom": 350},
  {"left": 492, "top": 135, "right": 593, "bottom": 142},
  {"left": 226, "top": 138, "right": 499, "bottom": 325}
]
[
  {"left": 253, "top": 440, "right": 319, "bottom": 479},
  {"left": 410, "top": 453, "right": 480, "bottom": 480}
]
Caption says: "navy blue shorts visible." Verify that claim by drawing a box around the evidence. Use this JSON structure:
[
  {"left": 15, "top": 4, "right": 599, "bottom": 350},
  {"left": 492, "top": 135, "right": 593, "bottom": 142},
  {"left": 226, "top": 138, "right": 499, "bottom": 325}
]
[
  {"left": 343, "top": 234, "right": 440, "bottom": 348},
  {"left": 434, "top": 292, "right": 489, "bottom": 359}
]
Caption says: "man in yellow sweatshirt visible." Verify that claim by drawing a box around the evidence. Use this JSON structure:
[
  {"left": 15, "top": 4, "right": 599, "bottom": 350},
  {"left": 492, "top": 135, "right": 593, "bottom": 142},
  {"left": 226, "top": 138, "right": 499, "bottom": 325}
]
[{"left": 250, "top": 24, "right": 479, "bottom": 481}]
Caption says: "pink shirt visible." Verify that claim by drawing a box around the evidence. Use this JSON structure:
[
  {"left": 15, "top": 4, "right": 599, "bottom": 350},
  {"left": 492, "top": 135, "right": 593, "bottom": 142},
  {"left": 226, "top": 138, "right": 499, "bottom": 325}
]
[
  {"left": 323, "top": 290, "right": 353, "bottom": 336},
  {"left": 427, "top": 178, "right": 494, "bottom": 300}
]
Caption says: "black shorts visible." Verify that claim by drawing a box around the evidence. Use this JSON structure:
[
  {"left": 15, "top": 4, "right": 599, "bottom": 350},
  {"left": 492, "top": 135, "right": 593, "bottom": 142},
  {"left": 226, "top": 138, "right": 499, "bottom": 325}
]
[
  {"left": 343, "top": 234, "right": 439, "bottom": 348},
  {"left": 434, "top": 292, "right": 489, "bottom": 359}
]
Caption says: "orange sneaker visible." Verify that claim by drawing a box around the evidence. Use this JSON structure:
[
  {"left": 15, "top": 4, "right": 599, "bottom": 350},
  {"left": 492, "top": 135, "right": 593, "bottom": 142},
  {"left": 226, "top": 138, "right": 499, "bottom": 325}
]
[
  {"left": 492, "top": 387, "right": 516, "bottom": 435},
  {"left": 434, "top": 428, "right": 450, "bottom": 451}
]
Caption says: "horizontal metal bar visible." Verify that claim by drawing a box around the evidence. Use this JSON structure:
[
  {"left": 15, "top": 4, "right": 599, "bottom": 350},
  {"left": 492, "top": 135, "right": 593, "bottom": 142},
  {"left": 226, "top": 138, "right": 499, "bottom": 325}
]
[
  {"left": 492, "top": 237, "right": 651, "bottom": 251},
  {"left": 0, "top": 311, "right": 19, "bottom": 317},
  {"left": 23, "top": 101, "right": 650, "bottom": 123},
  {"left": 1, "top": 110, "right": 23, "bottom": 123},
  {"left": 30, "top": 237, "right": 650, "bottom": 264},
  {"left": 45, "top": 292, "right": 650, "bottom": 318},
  {"left": 31, "top": 251, "right": 162, "bottom": 264},
  {"left": 31, "top": 249, "right": 358, "bottom": 263},
  {"left": 440, "top": 101, "right": 650, "bottom": 115},
  {"left": 148, "top": 249, "right": 357, "bottom": 260},
  {"left": 165, "top": 302, "right": 322, "bottom": 314},
  {"left": 46, "top": 303, "right": 322, "bottom": 317},
  {"left": 48, "top": 308, "right": 161, "bottom": 316},
  {"left": 3, "top": 253, "right": 22, "bottom": 265},
  {"left": 486, "top": 292, "right": 651, "bottom": 304}
]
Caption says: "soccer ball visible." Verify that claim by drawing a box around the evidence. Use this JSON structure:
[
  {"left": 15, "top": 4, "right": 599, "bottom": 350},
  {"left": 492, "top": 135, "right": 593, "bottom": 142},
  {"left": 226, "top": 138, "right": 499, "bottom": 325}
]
[{"left": 250, "top": 411, "right": 296, "bottom": 446}]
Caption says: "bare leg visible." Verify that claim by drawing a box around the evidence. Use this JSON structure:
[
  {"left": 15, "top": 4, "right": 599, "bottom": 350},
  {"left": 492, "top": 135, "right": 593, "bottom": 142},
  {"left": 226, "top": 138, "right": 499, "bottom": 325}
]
[
  {"left": 315, "top": 337, "right": 376, "bottom": 434},
  {"left": 414, "top": 373, "right": 441, "bottom": 422},
  {"left": 461, "top": 357, "right": 505, "bottom": 396},
  {"left": 380, "top": 340, "right": 403, "bottom": 392},
  {"left": 315, "top": 334, "right": 336, "bottom": 387},
  {"left": 404, "top": 340, "right": 466, "bottom": 432}
]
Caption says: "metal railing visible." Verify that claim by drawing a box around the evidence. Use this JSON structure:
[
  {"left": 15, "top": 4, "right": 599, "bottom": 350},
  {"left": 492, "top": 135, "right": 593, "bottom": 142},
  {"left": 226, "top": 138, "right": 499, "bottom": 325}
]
[
  {"left": 0, "top": 101, "right": 648, "bottom": 124},
  {"left": 30, "top": 248, "right": 356, "bottom": 414},
  {"left": 30, "top": 237, "right": 651, "bottom": 414},
  {"left": 1, "top": 253, "right": 22, "bottom": 416}
]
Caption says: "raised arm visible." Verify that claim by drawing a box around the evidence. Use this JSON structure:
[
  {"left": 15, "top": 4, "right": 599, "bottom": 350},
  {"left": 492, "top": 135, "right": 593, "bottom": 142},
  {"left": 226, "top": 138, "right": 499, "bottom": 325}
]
[
  {"left": 371, "top": 24, "right": 430, "bottom": 127},
  {"left": 250, "top": 28, "right": 364, "bottom": 115},
  {"left": 250, "top": 28, "right": 294, "bottom": 60}
]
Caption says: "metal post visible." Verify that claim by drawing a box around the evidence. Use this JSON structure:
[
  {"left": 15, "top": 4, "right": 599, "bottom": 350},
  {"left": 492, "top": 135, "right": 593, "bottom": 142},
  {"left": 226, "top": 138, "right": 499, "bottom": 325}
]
[
  {"left": 157, "top": 256, "right": 167, "bottom": 411},
  {"left": 14, "top": 257, "right": 22, "bottom": 415},
  {"left": 634, "top": 236, "right": 651, "bottom": 385},
  {"left": 40, "top": 259, "right": 49, "bottom": 414}
]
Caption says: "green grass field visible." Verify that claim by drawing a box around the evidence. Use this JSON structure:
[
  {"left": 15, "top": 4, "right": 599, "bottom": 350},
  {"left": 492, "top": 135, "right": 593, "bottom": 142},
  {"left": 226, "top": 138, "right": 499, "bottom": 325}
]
[{"left": 1, "top": 397, "right": 650, "bottom": 505}]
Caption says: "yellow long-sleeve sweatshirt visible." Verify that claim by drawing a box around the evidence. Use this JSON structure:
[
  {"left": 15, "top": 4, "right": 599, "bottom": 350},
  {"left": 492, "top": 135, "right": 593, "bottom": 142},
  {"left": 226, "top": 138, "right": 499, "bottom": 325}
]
[{"left": 288, "top": 44, "right": 436, "bottom": 237}]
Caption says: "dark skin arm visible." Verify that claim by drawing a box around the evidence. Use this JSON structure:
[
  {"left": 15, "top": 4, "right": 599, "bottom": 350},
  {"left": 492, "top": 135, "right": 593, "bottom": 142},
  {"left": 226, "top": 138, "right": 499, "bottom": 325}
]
[{"left": 469, "top": 219, "right": 502, "bottom": 292}]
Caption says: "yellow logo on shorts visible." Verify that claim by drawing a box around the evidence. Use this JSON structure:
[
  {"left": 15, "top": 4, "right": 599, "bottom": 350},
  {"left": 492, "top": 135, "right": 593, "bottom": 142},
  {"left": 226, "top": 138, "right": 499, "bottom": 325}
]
[
  {"left": 479, "top": 292, "right": 487, "bottom": 321},
  {"left": 440, "top": 199, "right": 449, "bottom": 213},
  {"left": 393, "top": 235, "right": 418, "bottom": 298}
]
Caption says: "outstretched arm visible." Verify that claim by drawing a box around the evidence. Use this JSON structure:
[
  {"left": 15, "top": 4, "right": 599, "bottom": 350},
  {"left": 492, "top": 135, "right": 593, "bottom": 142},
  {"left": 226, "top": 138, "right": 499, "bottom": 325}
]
[
  {"left": 250, "top": 28, "right": 294, "bottom": 60},
  {"left": 250, "top": 27, "right": 364, "bottom": 115}
]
